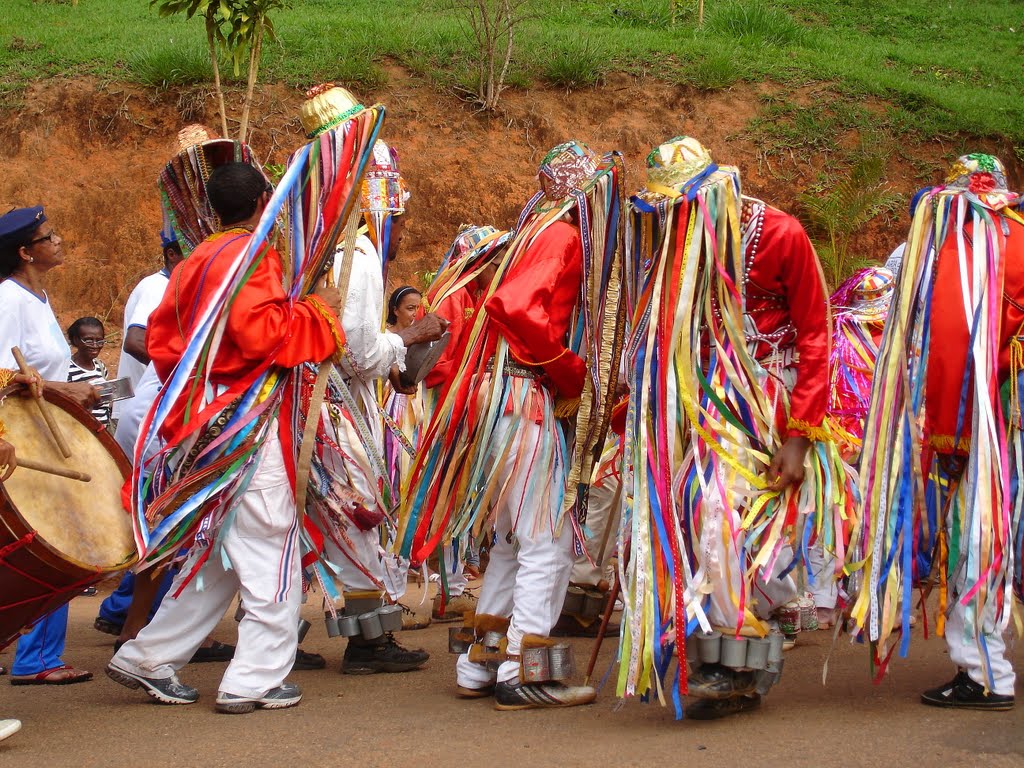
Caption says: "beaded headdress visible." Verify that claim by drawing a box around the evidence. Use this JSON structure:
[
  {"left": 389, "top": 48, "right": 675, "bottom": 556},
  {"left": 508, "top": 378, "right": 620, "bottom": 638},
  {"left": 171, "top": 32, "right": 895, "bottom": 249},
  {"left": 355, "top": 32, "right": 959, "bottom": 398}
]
[{"left": 360, "top": 140, "right": 409, "bottom": 215}]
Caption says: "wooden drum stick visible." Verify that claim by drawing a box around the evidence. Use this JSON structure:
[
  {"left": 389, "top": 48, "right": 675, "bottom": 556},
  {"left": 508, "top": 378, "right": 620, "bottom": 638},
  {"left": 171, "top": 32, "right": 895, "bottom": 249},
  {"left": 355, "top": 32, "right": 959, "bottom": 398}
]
[
  {"left": 13, "top": 458, "right": 91, "bottom": 483},
  {"left": 11, "top": 346, "right": 72, "bottom": 459}
]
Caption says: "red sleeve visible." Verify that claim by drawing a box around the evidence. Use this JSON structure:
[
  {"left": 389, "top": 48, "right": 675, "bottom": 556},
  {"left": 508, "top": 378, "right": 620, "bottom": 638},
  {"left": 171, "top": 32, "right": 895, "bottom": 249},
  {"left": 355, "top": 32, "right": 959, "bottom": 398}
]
[
  {"left": 226, "top": 244, "right": 340, "bottom": 367},
  {"left": 763, "top": 209, "right": 831, "bottom": 438},
  {"left": 485, "top": 221, "right": 586, "bottom": 398},
  {"left": 424, "top": 287, "right": 473, "bottom": 390}
]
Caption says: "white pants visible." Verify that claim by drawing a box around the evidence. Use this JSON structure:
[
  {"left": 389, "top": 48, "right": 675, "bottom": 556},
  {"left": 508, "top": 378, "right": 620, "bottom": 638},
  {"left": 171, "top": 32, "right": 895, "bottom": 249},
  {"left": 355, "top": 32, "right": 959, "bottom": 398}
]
[
  {"left": 570, "top": 474, "right": 620, "bottom": 587},
  {"left": 701, "top": 484, "right": 799, "bottom": 627},
  {"left": 327, "top": 528, "right": 409, "bottom": 602},
  {"left": 456, "top": 419, "right": 573, "bottom": 687},
  {"left": 112, "top": 431, "right": 301, "bottom": 699},
  {"left": 439, "top": 542, "right": 470, "bottom": 597},
  {"left": 807, "top": 546, "right": 838, "bottom": 609},
  {"left": 945, "top": 585, "right": 1016, "bottom": 695}
]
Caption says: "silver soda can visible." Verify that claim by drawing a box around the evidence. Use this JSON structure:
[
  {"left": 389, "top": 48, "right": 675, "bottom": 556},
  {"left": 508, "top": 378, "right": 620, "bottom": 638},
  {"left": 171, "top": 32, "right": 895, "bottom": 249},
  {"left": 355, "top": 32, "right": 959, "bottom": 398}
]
[
  {"left": 297, "top": 618, "right": 312, "bottom": 643},
  {"left": 324, "top": 613, "right": 341, "bottom": 638}
]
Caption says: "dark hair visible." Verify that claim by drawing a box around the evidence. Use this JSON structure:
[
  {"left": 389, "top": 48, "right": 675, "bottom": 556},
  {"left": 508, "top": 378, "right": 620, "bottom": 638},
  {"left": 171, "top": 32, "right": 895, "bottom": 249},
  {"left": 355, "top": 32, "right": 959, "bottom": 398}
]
[
  {"left": 387, "top": 285, "right": 421, "bottom": 326},
  {"left": 67, "top": 316, "right": 104, "bottom": 343},
  {"left": 206, "top": 163, "right": 269, "bottom": 225},
  {"left": 0, "top": 228, "right": 38, "bottom": 279}
]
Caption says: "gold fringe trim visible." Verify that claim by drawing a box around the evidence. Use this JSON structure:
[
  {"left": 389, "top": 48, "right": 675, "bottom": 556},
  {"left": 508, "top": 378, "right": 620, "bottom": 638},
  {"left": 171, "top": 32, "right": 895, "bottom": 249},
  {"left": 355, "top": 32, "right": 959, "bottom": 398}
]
[
  {"left": 554, "top": 396, "right": 581, "bottom": 419},
  {"left": 786, "top": 418, "right": 832, "bottom": 443},
  {"left": 929, "top": 434, "right": 972, "bottom": 452}
]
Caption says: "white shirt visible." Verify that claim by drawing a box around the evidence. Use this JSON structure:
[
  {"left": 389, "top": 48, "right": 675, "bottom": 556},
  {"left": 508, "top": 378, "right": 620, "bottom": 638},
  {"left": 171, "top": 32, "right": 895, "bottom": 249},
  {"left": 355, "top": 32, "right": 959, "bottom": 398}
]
[
  {"left": 117, "top": 269, "right": 170, "bottom": 389},
  {"left": 332, "top": 235, "right": 406, "bottom": 380},
  {"left": 0, "top": 279, "right": 71, "bottom": 381}
]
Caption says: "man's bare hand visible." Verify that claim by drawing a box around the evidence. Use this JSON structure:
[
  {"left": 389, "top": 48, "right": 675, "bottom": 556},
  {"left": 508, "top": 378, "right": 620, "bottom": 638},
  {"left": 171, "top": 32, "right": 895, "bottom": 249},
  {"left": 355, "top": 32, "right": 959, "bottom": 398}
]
[
  {"left": 765, "top": 435, "right": 811, "bottom": 492},
  {"left": 388, "top": 367, "right": 418, "bottom": 395},
  {"left": 11, "top": 370, "right": 43, "bottom": 399},
  {"left": 313, "top": 283, "right": 342, "bottom": 316},
  {"left": 0, "top": 439, "right": 16, "bottom": 481},
  {"left": 398, "top": 313, "right": 449, "bottom": 347},
  {"left": 48, "top": 381, "right": 101, "bottom": 409}
]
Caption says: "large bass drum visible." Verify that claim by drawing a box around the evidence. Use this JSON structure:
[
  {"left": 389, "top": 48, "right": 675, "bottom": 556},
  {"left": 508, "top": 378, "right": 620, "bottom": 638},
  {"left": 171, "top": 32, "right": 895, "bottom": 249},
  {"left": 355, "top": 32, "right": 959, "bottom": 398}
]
[{"left": 0, "top": 386, "right": 137, "bottom": 648}]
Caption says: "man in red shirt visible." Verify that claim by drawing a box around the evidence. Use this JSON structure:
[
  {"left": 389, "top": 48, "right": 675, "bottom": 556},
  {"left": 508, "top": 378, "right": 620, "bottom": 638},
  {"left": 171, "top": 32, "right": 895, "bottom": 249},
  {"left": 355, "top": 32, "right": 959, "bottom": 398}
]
[{"left": 107, "top": 162, "right": 343, "bottom": 714}]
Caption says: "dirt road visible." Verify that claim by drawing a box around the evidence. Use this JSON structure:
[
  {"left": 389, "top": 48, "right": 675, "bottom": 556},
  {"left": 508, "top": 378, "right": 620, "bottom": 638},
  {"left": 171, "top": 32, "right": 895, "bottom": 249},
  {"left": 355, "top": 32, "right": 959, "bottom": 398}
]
[{"left": 1, "top": 587, "right": 1021, "bottom": 768}]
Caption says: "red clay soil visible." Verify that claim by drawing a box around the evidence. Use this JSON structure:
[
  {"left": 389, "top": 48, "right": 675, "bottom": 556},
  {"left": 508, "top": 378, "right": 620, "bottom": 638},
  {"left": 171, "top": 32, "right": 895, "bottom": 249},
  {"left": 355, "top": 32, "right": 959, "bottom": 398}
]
[{"left": 0, "top": 66, "right": 1020, "bottom": 373}]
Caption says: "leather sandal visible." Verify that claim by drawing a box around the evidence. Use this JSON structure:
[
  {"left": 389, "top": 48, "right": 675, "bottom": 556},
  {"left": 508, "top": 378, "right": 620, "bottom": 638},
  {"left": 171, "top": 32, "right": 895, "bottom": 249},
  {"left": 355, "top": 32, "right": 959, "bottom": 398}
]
[{"left": 11, "top": 665, "right": 93, "bottom": 686}]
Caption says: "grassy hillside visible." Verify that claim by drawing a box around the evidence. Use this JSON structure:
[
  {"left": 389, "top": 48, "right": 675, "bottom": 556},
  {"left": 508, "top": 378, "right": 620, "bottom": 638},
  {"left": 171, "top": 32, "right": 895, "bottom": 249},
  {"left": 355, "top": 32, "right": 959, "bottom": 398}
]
[{"left": 1, "top": 0, "right": 1022, "bottom": 142}]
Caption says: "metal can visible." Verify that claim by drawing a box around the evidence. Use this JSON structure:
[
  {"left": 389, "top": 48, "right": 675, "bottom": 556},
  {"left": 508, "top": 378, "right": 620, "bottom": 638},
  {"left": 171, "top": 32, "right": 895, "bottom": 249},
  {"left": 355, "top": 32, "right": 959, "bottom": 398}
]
[
  {"left": 798, "top": 597, "right": 818, "bottom": 632},
  {"left": 582, "top": 590, "right": 606, "bottom": 619},
  {"left": 377, "top": 604, "right": 403, "bottom": 633},
  {"left": 324, "top": 613, "right": 341, "bottom": 638},
  {"left": 744, "top": 636, "right": 770, "bottom": 670},
  {"left": 776, "top": 602, "right": 801, "bottom": 635},
  {"left": 297, "top": 618, "right": 312, "bottom": 643},
  {"left": 696, "top": 630, "right": 722, "bottom": 664},
  {"left": 720, "top": 635, "right": 749, "bottom": 669},
  {"left": 358, "top": 610, "right": 384, "bottom": 640},
  {"left": 548, "top": 644, "right": 575, "bottom": 681},
  {"left": 521, "top": 647, "right": 551, "bottom": 683},
  {"left": 482, "top": 630, "right": 504, "bottom": 650},
  {"left": 338, "top": 614, "right": 362, "bottom": 637},
  {"left": 562, "top": 586, "right": 586, "bottom": 615},
  {"left": 448, "top": 627, "right": 473, "bottom": 654}
]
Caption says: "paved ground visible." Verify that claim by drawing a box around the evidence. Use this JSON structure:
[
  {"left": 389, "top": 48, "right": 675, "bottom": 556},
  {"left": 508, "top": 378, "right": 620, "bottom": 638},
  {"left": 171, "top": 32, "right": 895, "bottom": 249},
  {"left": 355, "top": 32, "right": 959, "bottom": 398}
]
[{"left": 1, "top": 584, "right": 1022, "bottom": 768}]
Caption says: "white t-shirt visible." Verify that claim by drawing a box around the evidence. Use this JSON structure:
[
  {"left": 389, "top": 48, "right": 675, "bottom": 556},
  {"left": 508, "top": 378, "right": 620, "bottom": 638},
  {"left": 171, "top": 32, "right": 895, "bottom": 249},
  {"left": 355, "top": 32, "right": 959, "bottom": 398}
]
[
  {"left": 0, "top": 279, "right": 71, "bottom": 381},
  {"left": 117, "top": 269, "right": 170, "bottom": 388}
]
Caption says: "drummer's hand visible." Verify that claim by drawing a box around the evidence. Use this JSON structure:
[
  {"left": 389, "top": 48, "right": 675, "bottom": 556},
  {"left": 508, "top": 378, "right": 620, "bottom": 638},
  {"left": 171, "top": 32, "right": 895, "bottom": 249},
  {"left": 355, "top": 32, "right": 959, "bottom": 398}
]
[
  {"left": 12, "top": 369, "right": 43, "bottom": 399},
  {"left": 312, "top": 282, "right": 342, "bottom": 316},
  {"left": 389, "top": 367, "right": 418, "bottom": 396},
  {"left": 52, "top": 381, "right": 102, "bottom": 409},
  {"left": 399, "top": 313, "right": 448, "bottom": 346},
  {"left": 0, "top": 439, "right": 16, "bottom": 482}
]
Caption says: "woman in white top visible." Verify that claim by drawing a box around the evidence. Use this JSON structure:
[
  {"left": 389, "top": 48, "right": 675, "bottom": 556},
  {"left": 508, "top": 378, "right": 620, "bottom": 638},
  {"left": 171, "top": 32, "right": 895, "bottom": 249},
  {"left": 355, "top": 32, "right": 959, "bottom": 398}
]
[{"left": 0, "top": 206, "right": 100, "bottom": 685}]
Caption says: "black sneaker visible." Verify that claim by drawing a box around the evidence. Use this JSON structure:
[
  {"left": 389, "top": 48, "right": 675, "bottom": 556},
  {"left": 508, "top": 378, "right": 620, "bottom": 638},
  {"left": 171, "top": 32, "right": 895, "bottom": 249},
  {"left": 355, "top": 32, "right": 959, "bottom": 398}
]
[
  {"left": 292, "top": 648, "right": 326, "bottom": 671},
  {"left": 94, "top": 617, "right": 123, "bottom": 636},
  {"left": 493, "top": 680, "right": 597, "bottom": 710},
  {"left": 341, "top": 633, "right": 430, "bottom": 675},
  {"left": 687, "top": 663, "right": 756, "bottom": 700},
  {"left": 106, "top": 663, "right": 199, "bottom": 705},
  {"left": 687, "top": 693, "right": 762, "bottom": 720},
  {"left": 216, "top": 682, "right": 302, "bottom": 714},
  {"left": 921, "top": 670, "right": 1015, "bottom": 711}
]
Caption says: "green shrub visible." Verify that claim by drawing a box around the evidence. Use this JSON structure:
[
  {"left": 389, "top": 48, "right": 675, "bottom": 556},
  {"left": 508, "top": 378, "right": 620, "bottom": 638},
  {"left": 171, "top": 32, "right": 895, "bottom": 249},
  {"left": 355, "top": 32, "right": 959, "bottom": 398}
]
[
  {"left": 705, "top": 1, "right": 806, "bottom": 47},
  {"left": 543, "top": 38, "right": 607, "bottom": 90},
  {"left": 127, "top": 40, "right": 212, "bottom": 88}
]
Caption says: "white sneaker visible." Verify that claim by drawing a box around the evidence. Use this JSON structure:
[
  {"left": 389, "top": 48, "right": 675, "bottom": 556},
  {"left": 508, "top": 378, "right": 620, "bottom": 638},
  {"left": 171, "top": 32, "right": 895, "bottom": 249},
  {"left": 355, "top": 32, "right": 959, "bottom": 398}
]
[{"left": 0, "top": 719, "right": 22, "bottom": 742}]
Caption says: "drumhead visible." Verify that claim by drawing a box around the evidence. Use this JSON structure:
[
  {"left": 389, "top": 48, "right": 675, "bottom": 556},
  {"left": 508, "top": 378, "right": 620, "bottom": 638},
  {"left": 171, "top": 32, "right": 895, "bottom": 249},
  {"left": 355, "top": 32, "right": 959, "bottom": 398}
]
[{"left": 0, "top": 393, "right": 135, "bottom": 571}]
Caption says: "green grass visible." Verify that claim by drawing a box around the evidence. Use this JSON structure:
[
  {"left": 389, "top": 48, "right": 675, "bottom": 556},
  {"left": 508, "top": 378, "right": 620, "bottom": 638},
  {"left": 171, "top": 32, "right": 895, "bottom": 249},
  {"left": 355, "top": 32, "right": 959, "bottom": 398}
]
[{"left": 0, "top": 0, "right": 1022, "bottom": 140}]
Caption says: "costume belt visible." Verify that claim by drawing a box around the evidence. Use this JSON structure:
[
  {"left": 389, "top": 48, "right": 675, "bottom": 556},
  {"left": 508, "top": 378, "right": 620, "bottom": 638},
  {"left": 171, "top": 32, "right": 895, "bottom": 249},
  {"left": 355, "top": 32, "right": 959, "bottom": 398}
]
[{"left": 484, "top": 357, "right": 540, "bottom": 380}]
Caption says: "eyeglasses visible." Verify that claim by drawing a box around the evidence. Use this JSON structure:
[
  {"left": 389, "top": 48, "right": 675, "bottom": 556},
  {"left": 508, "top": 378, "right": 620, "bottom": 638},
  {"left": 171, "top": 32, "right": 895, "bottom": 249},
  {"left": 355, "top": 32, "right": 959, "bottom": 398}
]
[
  {"left": 79, "top": 339, "right": 107, "bottom": 348},
  {"left": 29, "top": 230, "right": 58, "bottom": 245}
]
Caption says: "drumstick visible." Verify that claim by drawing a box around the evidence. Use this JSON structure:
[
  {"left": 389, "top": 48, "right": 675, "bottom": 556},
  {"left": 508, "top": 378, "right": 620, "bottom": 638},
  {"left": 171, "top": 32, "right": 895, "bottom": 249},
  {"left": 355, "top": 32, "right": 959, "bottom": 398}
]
[
  {"left": 11, "top": 346, "right": 72, "bottom": 459},
  {"left": 10, "top": 458, "right": 91, "bottom": 483}
]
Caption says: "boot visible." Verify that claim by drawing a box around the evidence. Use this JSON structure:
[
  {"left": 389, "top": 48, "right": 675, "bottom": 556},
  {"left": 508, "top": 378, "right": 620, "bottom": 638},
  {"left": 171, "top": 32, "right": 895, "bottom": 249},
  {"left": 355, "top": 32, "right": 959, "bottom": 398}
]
[{"left": 341, "top": 633, "right": 430, "bottom": 675}]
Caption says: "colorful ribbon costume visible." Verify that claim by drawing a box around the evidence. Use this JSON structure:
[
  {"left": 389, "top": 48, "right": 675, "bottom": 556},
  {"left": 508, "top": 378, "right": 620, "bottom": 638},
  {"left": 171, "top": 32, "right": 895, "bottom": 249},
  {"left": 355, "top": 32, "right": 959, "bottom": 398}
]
[
  {"left": 616, "top": 137, "right": 856, "bottom": 717},
  {"left": 849, "top": 154, "right": 1024, "bottom": 683},
  {"left": 396, "top": 142, "right": 626, "bottom": 566},
  {"left": 130, "top": 96, "right": 385, "bottom": 584}
]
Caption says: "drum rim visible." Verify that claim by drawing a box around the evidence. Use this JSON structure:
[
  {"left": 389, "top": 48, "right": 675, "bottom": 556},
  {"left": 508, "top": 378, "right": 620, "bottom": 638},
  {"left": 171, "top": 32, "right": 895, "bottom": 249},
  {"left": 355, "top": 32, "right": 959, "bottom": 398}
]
[{"left": 0, "top": 385, "right": 138, "bottom": 574}]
